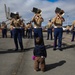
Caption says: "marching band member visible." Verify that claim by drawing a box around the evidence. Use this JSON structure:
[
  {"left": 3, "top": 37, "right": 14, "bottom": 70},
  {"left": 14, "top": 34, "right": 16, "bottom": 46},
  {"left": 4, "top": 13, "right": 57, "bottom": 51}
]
[
  {"left": 20, "top": 19, "right": 25, "bottom": 38},
  {"left": 1, "top": 22, "right": 7, "bottom": 38},
  {"left": 47, "top": 20, "right": 53, "bottom": 40},
  {"left": 66, "top": 25, "right": 70, "bottom": 34},
  {"left": 31, "top": 7, "right": 44, "bottom": 45},
  {"left": 27, "top": 22, "right": 33, "bottom": 39},
  {"left": 51, "top": 7, "right": 65, "bottom": 51},
  {"left": 70, "top": 20, "right": 75, "bottom": 41},
  {"left": 10, "top": 12, "right": 24, "bottom": 51},
  {"left": 25, "top": 23, "right": 29, "bottom": 38},
  {"left": 10, "top": 21, "right": 14, "bottom": 38}
]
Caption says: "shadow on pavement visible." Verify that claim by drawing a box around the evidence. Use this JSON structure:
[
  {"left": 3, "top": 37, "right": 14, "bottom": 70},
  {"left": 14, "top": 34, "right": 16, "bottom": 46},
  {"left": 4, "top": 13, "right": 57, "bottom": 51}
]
[
  {"left": 0, "top": 44, "right": 53, "bottom": 54},
  {"left": 0, "top": 43, "right": 75, "bottom": 54},
  {"left": 62, "top": 44, "right": 75, "bottom": 50},
  {"left": 45, "top": 44, "right": 53, "bottom": 49},
  {"left": 45, "top": 60, "right": 66, "bottom": 72},
  {"left": 0, "top": 47, "right": 34, "bottom": 54},
  {"left": 45, "top": 43, "right": 75, "bottom": 51}
]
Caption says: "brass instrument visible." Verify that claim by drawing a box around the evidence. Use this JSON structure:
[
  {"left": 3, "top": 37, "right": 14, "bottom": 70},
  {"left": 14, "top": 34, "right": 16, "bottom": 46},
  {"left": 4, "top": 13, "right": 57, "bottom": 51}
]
[
  {"left": 32, "top": 7, "right": 42, "bottom": 14},
  {"left": 55, "top": 7, "right": 64, "bottom": 16}
]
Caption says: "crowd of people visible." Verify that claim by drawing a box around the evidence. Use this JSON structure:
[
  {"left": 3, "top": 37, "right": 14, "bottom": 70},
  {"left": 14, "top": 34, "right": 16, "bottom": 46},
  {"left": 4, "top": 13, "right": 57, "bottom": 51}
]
[{"left": 0, "top": 7, "right": 75, "bottom": 72}]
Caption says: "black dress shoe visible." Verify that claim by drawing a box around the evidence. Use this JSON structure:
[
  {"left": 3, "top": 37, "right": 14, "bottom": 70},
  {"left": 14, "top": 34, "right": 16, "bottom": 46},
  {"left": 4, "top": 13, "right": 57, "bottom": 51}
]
[
  {"left": 58, "top": 48, "right": 62, "bottom": 51},
  {"left": 47, "top": 38, "right": 49, "bottom": 40},
  {"left": 51, "top": 38, "right": 53, "bottom": 40},
  {"left": 20, "top": 48, "right": 24, "bottom": 51},
  {"left": 53, "top": 48, "right": 56, "bottom": 51},
  {"left": 15, "top": 49, "right": 18, "bottom": 51},
  {"left": 71, "top": 40, "right": 74, "bottom": 42}
]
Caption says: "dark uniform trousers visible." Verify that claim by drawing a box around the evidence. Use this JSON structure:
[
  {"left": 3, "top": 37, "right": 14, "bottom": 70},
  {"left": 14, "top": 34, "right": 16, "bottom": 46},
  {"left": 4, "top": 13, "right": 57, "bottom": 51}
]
[
  {"left": 34, "top": 57, "right": 45, "bottom": 71},
  {"left": 66, "top": 30, "right": 70, "bottom": 34},
  {"left": 28, "top": 28, "right": 32, "bottom": 38},
  {"left": 34, "top": 28, "right": 44, "bottom": 45},
  {"left": 54, "top": 28, "right": 63, "bottom": 48},
  {"left": 26, "top": 29, "right": 28, "bottom": 38},
  {"left": 13, "top": 28, "right": 23, "bottom": 50},
  {"left": 71, "top": 27, "right": 75, "bottom": 41},
  {"left": 21, "top": 28, "right": 25, "bottom": 38},
  {"left": 2, "top": 29, "right": 7, "bottom": 38},
  {"left": 72, "top": 31, "right": 75, "bottom": 41},
  {"left": 10, "top": 30, "right": 13, "bottom": 38},
  {"left": 47, "top": 28, "right": 53, "bottom": 40}
]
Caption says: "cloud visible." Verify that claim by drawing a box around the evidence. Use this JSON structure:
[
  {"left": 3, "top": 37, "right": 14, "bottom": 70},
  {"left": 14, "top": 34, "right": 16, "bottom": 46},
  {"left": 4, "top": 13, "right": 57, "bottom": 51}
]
[{"left": 0, "top": 0, "right": 75, "bottom": 26}]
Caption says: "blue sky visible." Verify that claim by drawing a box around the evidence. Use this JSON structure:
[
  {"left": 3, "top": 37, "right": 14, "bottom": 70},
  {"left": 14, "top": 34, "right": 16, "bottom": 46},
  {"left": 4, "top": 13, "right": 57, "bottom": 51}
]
[
  {"left": 0, "top": 0, "right": 75, "bottom": 26},
  {"left": 47, "top": 0, "right": 58, "bottom": 2}
]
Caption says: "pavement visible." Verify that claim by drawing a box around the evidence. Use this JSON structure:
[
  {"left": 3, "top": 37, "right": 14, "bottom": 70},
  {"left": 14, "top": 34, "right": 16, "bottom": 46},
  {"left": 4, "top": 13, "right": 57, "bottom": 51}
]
[{"left": 0, "top": 32, "right": 75, "bottom": 75}]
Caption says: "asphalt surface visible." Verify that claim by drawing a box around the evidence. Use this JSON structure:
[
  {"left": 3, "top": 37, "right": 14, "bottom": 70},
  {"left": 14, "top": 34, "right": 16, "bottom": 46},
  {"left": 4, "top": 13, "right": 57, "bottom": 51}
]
[{"left": 0, "top": 32, "right": 75, "bottom": 75}]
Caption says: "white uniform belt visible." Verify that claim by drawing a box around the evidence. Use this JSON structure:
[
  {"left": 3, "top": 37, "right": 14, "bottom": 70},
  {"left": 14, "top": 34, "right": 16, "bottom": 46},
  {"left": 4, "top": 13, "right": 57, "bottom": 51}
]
[
  {"left": 34, "top": 27, "right": 41, "bottom": 28},
  {"left": 13, "top": 27, "right": 21, "bottom": 29},
  {"left": 54, "top": 26, "right": 62, "bottom": 28}
]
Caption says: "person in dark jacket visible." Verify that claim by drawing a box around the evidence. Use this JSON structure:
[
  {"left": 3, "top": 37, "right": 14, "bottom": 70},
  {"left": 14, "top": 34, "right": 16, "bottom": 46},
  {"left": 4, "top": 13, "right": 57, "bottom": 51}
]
[{"left": 33, "top": 37, "right": 47, "bottom": 72}]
